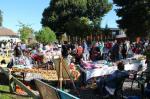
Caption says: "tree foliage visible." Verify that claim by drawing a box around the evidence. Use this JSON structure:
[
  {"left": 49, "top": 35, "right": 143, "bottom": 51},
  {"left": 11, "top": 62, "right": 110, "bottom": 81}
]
[
  {"left": 64, "top": 17, "right": 92, "bottom": 38},
  {"left": 103, "top": 24, "right": 111, "bottom": 36},
  {"left": 86, "top": 0, "right": 112, "bottom": 26},
  {"left": 113, "top": 0, "right": 150, "bottom": 39},
  {"left": 0, "top": 10, "right": 3, "bottom": 26},
  {"left": 18, "top": 23, "right": 33, "bottom": 43},
  {"left": 35, "top": 27, "right": 56, "bottom": 45},
  {"left": 41, "top": 0, "right": 112, "bottom": 37}
]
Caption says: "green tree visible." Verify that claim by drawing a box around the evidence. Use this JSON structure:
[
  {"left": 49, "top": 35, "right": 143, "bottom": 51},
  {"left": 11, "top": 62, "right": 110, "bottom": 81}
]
[
  {"left": 41, "top": 0, "right": 112, "bottom": 36},
  {"left": 0, "top": 10, "right": 3, "bottom": 26},
  {"left": 86, "top": 0, "right": 112, "bottom": 27},
  {"left": 64, "top": 17, "right": 92, "bottom": 38},
  {"left": 18, "top": 23, "right": 34, "bottom": 43},
  {"left": 102, "top": 24, "right": 112, "bottom": 40},
  {"left": 113, "top": 0, "right": 150, "bottom": 39},
  {"left": 35, "top": 27, "right": 56, "bottom": 45},
  {"left": 103, "top": 24, "right": 111, "bottom": 35}
]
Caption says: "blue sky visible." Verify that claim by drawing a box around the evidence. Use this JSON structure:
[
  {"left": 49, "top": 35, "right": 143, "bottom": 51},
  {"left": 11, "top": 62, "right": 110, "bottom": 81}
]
[
  {"left": 101, "top": 4, "right": 119, "bottom": 28},
  {"left": 0, "top": 0, "right": 118, "bottom": 32}
]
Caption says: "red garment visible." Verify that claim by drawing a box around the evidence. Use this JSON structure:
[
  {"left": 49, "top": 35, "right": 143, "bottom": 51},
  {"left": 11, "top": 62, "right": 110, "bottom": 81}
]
[
  {"left": 76, "top": 46, "right": 83, "bottom": 56},
  {"left": 31, "top": 54, "right": 43, "bottom": 62},
  {"left": 132, "top": 48, "right": 136, "bottom": 53},
  {"left": 106, "top": 42, "right": 112, "bottom": 49}
]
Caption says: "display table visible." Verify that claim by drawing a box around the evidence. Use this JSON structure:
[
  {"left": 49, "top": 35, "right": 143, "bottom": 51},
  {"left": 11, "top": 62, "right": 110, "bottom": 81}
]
[
  {"left": 80, "top": 55, "right": 147, "bottom": 81},
  {"left": 12, "top": 67, "right": 58, "bottom": 81}
]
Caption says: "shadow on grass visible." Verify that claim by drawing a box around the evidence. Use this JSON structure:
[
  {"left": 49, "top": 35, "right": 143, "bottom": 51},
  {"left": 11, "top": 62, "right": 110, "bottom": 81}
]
[{"left": 0, "top": 85, "right": 33, "bottom": 99}]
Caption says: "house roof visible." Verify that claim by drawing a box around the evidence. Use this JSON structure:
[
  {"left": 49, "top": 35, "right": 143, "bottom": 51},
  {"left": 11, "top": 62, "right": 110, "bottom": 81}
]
[{"left": 0, "top": 27, "right": 17, "bottom": 36}]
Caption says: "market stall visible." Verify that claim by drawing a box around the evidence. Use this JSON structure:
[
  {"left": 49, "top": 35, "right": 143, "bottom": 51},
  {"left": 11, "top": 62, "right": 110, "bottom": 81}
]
[
  {"left": 12, "top": 67, "right": 58, "bottom": 81},
  {"left": 80, "top": 54, "right": 146, "bottom": 81}
]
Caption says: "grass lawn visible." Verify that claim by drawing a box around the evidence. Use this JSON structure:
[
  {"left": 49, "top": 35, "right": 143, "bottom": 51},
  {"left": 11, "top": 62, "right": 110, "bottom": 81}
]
[
  {"left": 0, "top": 85, "right": 33, "bottom": 99},
  {"left": 0, "top": 55, "right": 33, "bottom": 99},
  {"left": 0, "top": 85, "right": 9, "bottom": 92},
  {"left": 0, "top": 85, "right": 10, "bottom": 99}
]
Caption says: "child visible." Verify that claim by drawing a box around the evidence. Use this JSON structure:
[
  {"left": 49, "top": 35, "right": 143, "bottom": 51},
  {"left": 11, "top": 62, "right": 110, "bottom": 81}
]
[{"left": 69, "top": 58, "right": 80, "bottom": 80}]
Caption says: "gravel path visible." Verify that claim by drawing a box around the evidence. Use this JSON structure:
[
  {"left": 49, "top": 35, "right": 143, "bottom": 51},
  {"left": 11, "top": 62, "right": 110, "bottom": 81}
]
[{"left": 70, "top": 79, "right": 142, "bottom": 99}]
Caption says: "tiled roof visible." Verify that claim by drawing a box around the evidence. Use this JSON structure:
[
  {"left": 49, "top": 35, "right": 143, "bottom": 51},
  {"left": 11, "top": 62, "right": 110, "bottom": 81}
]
[{"left": 0, "top": 27, "right": 17, "bottom": 36}]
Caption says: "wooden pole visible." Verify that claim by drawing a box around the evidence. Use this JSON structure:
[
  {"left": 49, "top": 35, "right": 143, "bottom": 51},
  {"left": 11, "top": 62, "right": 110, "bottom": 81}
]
[
  {"left": 61, "top": 58, "right": 80, "bottom": 96},
  {"left": 59, "top": 57, "right": 63, "bottom": 89},
  {"left": 62, "top": 60, "right": 76, "bottom": 90}
]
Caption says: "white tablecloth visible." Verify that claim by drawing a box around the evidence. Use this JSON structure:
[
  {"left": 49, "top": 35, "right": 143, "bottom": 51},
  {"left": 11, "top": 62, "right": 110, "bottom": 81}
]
[
  {"left": 86, "top": 66, "right": 117, "bottom": 81},
  {"left": 85, "top": 59, "right": 146, "bottom": 81}
]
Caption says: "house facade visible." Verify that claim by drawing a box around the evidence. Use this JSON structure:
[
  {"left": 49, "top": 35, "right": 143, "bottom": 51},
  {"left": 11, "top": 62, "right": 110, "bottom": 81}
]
[{"left": 0, "top": 27, "right": 20, "bottom": 42}]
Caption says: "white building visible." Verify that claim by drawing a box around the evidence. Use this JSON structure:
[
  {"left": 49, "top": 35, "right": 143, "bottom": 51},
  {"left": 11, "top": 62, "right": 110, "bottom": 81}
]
[{"left": 0, "top": 27, "right": 20, "bottom": 42}]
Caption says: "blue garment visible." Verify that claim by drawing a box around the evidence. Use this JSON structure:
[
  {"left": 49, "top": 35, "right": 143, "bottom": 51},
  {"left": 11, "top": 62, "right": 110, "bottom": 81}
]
[
  {"left": 127, "top": 96, "right": 140, "bottom": 99},
  {"left": 144, "top": 83, "right": 150, "bottom": 97},
  {"left": 96, "top": 70, "right": 129, "bottom": 95},
  {"left": 105, "top": 70, "right": 129, "bottom": 89},
  {"left": 83, "top": 42, "right": 89, "bottom": 53}
]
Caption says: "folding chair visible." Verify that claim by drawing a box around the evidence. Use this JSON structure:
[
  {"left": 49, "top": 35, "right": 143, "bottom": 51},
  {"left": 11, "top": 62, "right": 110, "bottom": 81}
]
[
  {"left": 131, "top": 71, "right": 150, "bottom": 98},
  {"left": 34, "top": 79, "right": 60, "bottom": 99},
  {"left": 34, "top": 79, "right": 79, "bottom": 99}
]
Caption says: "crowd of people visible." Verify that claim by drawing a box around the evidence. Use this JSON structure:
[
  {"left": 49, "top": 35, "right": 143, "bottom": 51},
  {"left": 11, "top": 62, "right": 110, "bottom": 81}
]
[
  {"left": 0, "top": 39, "right": 149, "bottom": 72},
  {"left": 61, "top": 39, "right": 149, "bottom": 63},
  {"left": 0, "top": 39, "right": 150, "bottom": 98},
  {"left": 60, "top": 39, "right": 150, "bottom": 97},
  {"left": 0, "top": 39, "right": 149, "bottom": 65}
]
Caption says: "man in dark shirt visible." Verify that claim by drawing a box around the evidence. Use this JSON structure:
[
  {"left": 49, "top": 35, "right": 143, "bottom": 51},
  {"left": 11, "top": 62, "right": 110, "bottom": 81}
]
[
  {"left": 97, "top": 62, "right": 129, "bottom": 96},
  {"left": 105, "top": 62, "right": 128, "bottom": 95},
  {"left": 111, "top": 41, "right": 120, "bottom": 61},
  {"left": 61, "top": 41, "right": 69, "bottom": 58}
]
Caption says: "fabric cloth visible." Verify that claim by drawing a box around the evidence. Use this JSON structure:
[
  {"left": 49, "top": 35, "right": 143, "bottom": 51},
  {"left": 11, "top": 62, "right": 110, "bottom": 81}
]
[{"left": 81, "top": 57, "right": 146, "bottom": 81}]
